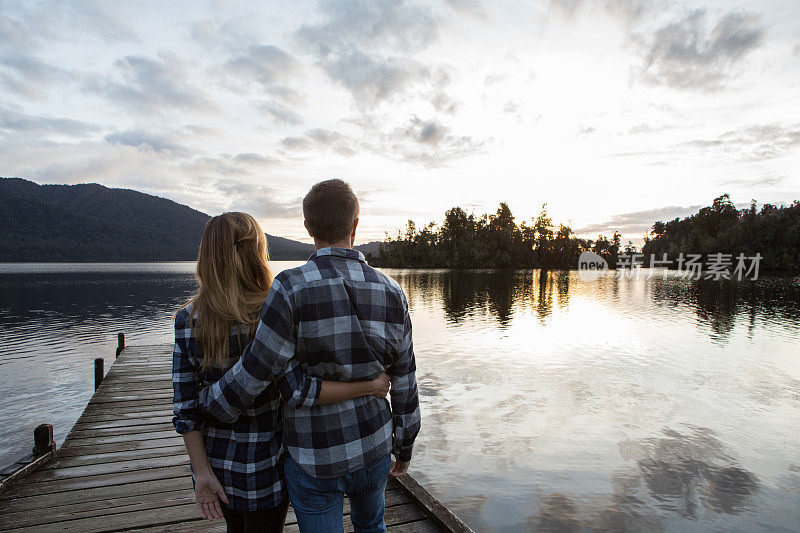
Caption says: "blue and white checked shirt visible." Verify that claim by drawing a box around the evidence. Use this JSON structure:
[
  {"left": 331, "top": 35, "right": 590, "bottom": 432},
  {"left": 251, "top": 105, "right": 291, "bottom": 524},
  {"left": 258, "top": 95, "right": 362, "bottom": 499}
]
[
  {"left": 172, "top": 305, "right": 322, "bottom": 510},
  {"left": 200, "top": 247, "right": 421, "bottom": 479}
]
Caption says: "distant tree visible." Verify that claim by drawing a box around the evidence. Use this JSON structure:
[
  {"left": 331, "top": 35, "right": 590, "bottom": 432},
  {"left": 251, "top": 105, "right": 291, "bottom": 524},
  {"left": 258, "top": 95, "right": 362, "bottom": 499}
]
[{"left": 642, "top": 195, "right": 800, "bottom": 270}]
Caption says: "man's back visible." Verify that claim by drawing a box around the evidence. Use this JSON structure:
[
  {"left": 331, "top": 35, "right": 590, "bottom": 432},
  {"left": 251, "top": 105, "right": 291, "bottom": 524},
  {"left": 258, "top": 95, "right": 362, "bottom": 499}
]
[{"left": 280, "top": 247, "right": 417, "bottom": 477}]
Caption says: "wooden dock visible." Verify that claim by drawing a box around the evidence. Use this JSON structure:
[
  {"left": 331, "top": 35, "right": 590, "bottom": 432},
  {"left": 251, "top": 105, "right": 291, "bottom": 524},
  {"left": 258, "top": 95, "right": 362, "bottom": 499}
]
[{"left": 0, "top": 342, "right": 471, "bottom": 533}]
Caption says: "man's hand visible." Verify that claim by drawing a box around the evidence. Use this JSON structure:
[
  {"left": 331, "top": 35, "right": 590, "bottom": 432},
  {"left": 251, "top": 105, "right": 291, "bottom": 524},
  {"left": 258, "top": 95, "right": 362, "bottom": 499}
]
[
  {"left": 370, "top": 372, "right": 391, "bottom": 398},
  {"left": 390, "top": 460, "right": 410, "bottom": 477},
  {"left": 195, "top": 471, "right": 229, "bottom": 520}
]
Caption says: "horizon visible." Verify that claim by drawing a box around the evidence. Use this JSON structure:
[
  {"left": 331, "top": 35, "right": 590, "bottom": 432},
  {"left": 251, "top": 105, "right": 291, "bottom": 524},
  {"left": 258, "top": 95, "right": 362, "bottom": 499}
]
[
  {"left": 8, "top": 175, "right": 792, "bottom": 248},
  {"left": 1, "top": 1, "right": 799, "bottom": 244}
]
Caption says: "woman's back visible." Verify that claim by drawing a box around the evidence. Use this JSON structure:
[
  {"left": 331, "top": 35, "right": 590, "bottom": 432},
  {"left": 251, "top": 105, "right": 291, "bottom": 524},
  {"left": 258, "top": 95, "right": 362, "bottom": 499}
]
[{"left": 173, "top": 304, "right": 286, "bottom": 511}]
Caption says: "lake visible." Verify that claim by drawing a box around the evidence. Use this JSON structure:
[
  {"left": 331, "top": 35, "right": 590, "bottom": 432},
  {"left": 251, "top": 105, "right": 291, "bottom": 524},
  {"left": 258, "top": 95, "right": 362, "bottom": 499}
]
[{"left": 0, "top": 262, "right": 798, "bottom": 532}]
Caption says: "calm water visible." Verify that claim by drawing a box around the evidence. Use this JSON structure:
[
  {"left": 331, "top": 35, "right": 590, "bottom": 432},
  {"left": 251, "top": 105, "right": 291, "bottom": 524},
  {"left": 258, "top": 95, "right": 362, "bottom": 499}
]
[{"left": 1, "top": 262, "right": 798, "bottom": 532}]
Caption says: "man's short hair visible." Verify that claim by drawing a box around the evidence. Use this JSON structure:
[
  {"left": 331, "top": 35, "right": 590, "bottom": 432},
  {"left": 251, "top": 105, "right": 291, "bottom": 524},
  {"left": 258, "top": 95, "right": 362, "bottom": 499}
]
[{"left": 303, "top": 179, "right": 360, "bottom": 243}]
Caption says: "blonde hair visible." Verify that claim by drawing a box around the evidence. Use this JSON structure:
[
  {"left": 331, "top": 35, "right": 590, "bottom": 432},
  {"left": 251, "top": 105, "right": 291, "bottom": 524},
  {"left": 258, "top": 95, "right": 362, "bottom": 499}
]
[{"left": 183, "top": 212, "right": 273, "bottom": 370}]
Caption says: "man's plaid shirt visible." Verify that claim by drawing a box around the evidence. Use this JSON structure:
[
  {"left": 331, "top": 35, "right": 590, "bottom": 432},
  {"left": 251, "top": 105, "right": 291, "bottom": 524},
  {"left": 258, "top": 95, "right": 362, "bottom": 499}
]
[
  {"left": 172, "top": 305, "right": 322, "bottom": 510},
  {"left": 200, "top": 247, "right": 421, "bottom": 479}
]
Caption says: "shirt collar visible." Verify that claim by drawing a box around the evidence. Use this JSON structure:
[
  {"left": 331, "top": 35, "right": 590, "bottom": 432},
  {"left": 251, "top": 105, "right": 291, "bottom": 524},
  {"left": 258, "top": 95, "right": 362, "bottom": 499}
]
[{"left": 310, "top": 246, "right": 366, "bottom": 262}]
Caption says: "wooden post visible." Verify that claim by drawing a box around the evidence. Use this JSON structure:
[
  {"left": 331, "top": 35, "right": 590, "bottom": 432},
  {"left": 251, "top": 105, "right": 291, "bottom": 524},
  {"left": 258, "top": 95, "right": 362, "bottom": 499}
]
[
  {"left": 116, "top": 332, "right": 125, "bottom": 358},
  {"left": 32, "top": 424, "right": 56, "bottom": 458},
  {"left": 0, "top": 423, "right": 58, "bottom": 494},
  {"left": 94, "top": 358, "right": 104, "bottom": 390}
]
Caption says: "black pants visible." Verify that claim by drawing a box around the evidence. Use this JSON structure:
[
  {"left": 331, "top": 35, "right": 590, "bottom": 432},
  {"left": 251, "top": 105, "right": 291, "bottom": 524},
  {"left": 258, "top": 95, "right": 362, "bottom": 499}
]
[{"left": 221, "top": 499, "right": 290, "bottom": 533}]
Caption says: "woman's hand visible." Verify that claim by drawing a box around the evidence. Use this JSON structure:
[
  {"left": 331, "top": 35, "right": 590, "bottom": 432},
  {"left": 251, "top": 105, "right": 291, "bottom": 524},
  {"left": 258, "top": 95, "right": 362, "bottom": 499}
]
[
  {"left": 370, "top": 372, "right": 391, "bottom": 398},
  {"left": 195, "top": 471, "right": 229, "bottom": 520}
]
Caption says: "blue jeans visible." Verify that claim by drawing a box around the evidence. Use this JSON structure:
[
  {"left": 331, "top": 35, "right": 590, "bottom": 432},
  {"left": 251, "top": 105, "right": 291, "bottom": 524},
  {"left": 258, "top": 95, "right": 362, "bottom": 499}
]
[{"left": 284, "top": 453, "right": 391, "bottom": 533}]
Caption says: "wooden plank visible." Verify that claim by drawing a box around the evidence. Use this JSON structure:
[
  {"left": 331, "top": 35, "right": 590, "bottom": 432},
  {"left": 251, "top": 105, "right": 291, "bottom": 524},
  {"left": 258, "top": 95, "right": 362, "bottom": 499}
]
[
  {"left": 3, "top": 465, "right": 190, "bottom": 498},
  {"left": 394, "top": 474, "right": 472, "bottom": 533},
  {"left": 77, "top": 410, "right": 175, "bottom": 424},
  {"left": 0, "top": 452, "right": 54, "bottom": 495},
  {"left": 42, "top": 445, "right": 188, "bottom": 470},
  {"left": 68, "top": 422, "right": 175, "bottom": 438},
  {"left": 0, "top": 489, "right": 194, "bottom": 529},
  {"left": 59, "top": 429, "right": 179, "bottom": 446},
  {"left": 4, "top": 501, "right": 203, "bottom": 533},
  {"left": 22, "top": 454, "right": 189, "bottom": 483},
  {"left": 88, "top": 392, "right": 172, "bottom": 405},
  {"left": 0, "top": 477, "right": 193, "bottom": 513},
  {"left": 387, "top": 519, "right": 443, "bottom": 533},
  {"left": 56, "top": 436, "right": 184, "bottom": 457}
]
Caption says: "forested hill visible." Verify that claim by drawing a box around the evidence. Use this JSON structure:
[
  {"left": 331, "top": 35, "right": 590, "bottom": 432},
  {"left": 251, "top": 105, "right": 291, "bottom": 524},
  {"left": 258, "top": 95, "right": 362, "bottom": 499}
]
[
  {"left": 0, "top": 178, "right": 375, "bottom": 262},
  {"left": 372, "top": 195, "right": 800, "bottom": 271}
]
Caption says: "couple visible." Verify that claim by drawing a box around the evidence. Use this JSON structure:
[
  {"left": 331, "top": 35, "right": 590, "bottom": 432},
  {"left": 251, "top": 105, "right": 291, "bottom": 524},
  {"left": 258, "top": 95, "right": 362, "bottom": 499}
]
[{"left": 172, "top": 179, "right": 421, "bottom": 533}]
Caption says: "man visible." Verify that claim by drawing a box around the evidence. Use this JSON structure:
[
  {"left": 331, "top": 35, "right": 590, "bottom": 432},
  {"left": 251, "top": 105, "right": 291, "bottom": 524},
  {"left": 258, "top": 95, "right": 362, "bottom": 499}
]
[{"left": 199, "top": 179, "right": 421, "bottom": 532}]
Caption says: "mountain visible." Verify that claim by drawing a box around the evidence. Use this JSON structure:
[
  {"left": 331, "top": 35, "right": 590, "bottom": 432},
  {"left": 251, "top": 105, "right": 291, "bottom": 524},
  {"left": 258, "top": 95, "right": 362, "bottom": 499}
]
[{"left": 0, "top": 178, "right": 380, "bottom": 262}]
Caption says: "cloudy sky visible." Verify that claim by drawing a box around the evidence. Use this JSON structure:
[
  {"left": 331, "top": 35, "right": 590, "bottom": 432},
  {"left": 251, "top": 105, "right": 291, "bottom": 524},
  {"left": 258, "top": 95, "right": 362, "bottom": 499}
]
[{"left": 1, "top": 0, "right": 799, "bottom": 242}]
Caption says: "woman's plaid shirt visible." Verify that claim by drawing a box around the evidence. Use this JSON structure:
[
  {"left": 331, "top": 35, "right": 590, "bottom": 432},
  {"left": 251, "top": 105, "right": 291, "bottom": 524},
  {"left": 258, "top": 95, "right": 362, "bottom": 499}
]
[
  {"left": 199, "top": 247, "right": 421, "bottom": 479},
  {"left": 172, "top": 305, "right": 322, "bottom": 510}
]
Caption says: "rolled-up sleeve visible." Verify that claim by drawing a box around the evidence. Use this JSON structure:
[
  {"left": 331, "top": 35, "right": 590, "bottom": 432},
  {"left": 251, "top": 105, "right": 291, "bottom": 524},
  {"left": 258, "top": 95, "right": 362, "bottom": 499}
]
[
  {"left": 388, "top": 293, "right": 421, "bottom": 462},
  {"left": 172, "top": 308, "right": 205, "bottom": 434}
]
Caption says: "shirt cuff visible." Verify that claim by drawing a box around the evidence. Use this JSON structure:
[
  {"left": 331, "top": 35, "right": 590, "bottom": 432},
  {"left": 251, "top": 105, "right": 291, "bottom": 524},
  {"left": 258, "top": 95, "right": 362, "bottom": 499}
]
[
  {"left": 393, "top": 443, "right": 414, "bottom": 462},
  {"left": 173, "top": 417, "right": 203, "bottom": 434},
  {"left": 299, "top": 376, "right": 322, "bottom": 408}
]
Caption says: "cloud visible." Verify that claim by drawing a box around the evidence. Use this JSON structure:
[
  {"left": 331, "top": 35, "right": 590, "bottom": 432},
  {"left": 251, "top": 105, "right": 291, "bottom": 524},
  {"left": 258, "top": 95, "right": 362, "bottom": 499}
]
[
  {"left": 0, "top": 107, "right": 99, "bottom": 137},
  {"left": 0, "top": 3, "right": 136, "bottom": 98},
  {"left": 431, "top": 92, "right": 459, "bottom": 114},
  {"left": 105, "top": 130, "right": 188, "bottom": 154},
  {"left": 575, "top": 204, "right": 705, "bottom": 236},
  {"left": 211, "top": 179, "right": 302, "bottom": 219},
  {"left": 279, "top": 116, "right": 484, "bottom": 167},
  {"left": 626, "top": 123, "right": 675, "bottom": 135},
  {"left": 182, "top": 152, "right": 282, "bottom": 178},
  {"left": 2, "top": 2, "right": 136, "bottom": 46},
  {"left": 443, "top": 0, "right": 487, "bottom": 19},
  {"left": 681, "top": 123, "right": 800, "bottom": 161},
  {"left": 0, "top": 53, "right": 73, "bottom": 98},
  {"left": 388, "top": 116, "right": 486, "bottom": 167},
  {"left": 87, "top": 51, "right": 215, "bottom": 114},
  {"left": 320, "top": 52, "right": 433, "bottom": 109},
  {"left": 295, "top": 0, "right": 446, "bottom": 109},
  {"left": 256, "top": 101, "right": 304, "bottom": 125},
  {"left": 0, "top": 13, "right": 37, "bottom": 52},
  {"left": 280, "top": 128, "right": 356, "bottom": 157},
  {"left": 40, "top": 1, "right": 138, "bottom": 42},
  {"left": 405, "top": 117, "right": 447, "bottom": 145},
  {"left": 296, "top": 0, "right": 441, "bottom": 54},
  {"left": 502, "top": 100, "right": 523, "bottom": 123},
  {"left": 721, "top": 175, "right": 786, "bottom": 188},
  {"left": 548, "top": 0, "right": 654, "bottom": 25},
  {"left": 223, "top": 45, "right": 302, "bottom": 96},
  {"left": 189, "top": 18, "right": 261, "bottom": 53},
  {"left": 232, "top": 153, "right": 281, "bottom": 167},
  {"left": 635, "top": 10, "right": 764, "bottom": 91}
]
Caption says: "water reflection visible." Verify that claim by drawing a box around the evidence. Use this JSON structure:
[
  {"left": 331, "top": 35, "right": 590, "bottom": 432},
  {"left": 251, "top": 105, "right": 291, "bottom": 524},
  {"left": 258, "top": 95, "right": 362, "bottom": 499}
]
[
  {"left": 523, "top": 426, "right": 762, "bottom": 532},
  {"left": 1, "top": 263, "right": 799, "bottom": 531},
  {"left": 620, "top": 427, "right": 759, "bottom": 518},
  {"left": 391, "top": 269, "right": 800, "bottom": 342},
  {"left": 392, "top": 269, "right": 571, "bottom": 326}
]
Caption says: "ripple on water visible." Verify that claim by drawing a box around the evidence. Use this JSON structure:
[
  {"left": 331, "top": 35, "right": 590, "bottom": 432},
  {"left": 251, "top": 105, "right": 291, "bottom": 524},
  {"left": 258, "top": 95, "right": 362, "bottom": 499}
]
[{"left": 1, "top": 264, "right": 799, "bottom": 531}]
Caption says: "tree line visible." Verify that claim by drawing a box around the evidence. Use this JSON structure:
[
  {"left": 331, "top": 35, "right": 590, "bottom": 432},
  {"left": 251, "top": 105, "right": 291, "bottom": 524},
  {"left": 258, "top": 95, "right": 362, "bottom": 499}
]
[
  {"left": 371, "top": 195, "right": 800, "bottom": 271},
  {"left": 372, "top": 203, "right": 621, "bottom": 269},
  {"left": 642, "top": 194, "right": 800, "bottom": 271}
]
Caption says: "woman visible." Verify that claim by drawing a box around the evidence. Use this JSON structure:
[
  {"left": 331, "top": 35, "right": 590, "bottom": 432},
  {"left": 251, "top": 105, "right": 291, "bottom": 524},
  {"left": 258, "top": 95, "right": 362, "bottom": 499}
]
[{"left": 172, "top": 212, "right": 390, "bottom": 533}]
